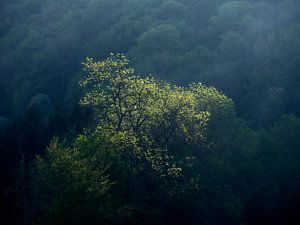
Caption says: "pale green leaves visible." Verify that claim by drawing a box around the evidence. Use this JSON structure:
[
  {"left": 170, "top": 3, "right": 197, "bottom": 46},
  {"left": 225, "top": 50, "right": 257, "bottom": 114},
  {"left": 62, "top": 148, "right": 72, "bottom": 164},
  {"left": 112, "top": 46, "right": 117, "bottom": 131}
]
[
  {"left": 80, "top": 53, "right": 211, "bottom": 148},
  {"left": 78, "top": 53, "right": 233, "bottom": 189}
]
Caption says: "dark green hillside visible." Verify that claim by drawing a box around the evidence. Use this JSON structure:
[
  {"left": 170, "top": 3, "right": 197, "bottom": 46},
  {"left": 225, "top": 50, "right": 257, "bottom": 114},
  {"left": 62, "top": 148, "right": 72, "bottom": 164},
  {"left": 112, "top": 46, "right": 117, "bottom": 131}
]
[{"left": 0, "top": 1, "right": 299, "bottom": 225}]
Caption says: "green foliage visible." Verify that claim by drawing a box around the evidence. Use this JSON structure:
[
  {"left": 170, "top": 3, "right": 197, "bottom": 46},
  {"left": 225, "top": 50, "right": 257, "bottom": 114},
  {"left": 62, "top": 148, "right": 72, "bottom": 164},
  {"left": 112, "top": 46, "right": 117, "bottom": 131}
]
[
  {"left": 31, "top": 53, "right": 246, "bottom": 225},
  {"left": 1, "top": 1, "right": 300, "bottom": 225},
  {"left": 80, "top": 53, "right": 211, "bottom": 148},
  {"left": 33, "top": 139, "right": 112, "bottom": 225},
  {"left": 30, "top": 52, "right": 300, "bottom": 225},
  {"left": 78, "top": 53, "right": 216, "bottom": 196},
  {"left": 1, "top": 0, "right": 300, "bottom": 122}
]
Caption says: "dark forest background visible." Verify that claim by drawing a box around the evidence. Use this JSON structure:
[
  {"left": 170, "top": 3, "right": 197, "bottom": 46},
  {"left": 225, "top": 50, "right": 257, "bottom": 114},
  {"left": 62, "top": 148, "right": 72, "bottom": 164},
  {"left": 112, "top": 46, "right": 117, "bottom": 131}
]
[{"left": 0, "top": 0, "right": 300, "bottom": 225}]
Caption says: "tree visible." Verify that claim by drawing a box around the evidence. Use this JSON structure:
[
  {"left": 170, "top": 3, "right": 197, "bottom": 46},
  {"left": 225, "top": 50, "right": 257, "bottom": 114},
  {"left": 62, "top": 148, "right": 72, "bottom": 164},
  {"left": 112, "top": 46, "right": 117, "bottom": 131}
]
[
  {"left": 31, "top": 53, "right": 239, "bottom": 225},
  {"left": 30, "top": 138, "right": 115, "bottom": 225},
  {"left": 80, "top": 53, "right": 210, "bottom": 149},
  {"left": 79, "top": 53, "right": 213, "bottom": 195}
]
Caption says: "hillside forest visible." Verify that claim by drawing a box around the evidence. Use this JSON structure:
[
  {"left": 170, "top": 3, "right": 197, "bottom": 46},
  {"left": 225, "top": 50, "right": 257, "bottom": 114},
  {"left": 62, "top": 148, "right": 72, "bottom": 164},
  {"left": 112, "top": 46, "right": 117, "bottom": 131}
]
[{"left": 0, "top": 1, "right": 300, "bottom": 225}]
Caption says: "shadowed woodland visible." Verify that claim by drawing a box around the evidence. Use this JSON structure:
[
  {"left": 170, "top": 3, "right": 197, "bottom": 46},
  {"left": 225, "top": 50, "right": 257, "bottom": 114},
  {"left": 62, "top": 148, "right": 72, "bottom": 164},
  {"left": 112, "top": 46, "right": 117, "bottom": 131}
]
[{"left": 0, "top": 1, "right": 300, "bottom": 225}]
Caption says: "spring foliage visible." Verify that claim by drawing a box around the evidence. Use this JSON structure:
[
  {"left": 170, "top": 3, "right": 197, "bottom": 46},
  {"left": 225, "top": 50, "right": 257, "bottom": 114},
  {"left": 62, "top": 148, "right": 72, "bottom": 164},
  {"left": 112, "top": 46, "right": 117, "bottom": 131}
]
[{"left": 33, "top": 54, "right": 237, "bottom": 225}]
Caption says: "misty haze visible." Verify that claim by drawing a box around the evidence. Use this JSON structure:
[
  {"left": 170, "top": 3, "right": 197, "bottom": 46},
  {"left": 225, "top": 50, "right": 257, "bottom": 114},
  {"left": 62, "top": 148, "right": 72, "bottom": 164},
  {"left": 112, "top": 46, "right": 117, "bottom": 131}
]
[{"left": 0, "top": 1, "right": 300, "bottom": 225}]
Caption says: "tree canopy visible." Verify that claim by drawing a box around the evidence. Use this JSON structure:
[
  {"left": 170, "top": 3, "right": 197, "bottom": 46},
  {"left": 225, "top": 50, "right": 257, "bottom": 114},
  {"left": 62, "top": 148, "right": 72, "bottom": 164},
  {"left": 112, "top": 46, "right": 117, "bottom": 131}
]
[{"left": 0, "top": 1, "right": 300, "bottom": 225}]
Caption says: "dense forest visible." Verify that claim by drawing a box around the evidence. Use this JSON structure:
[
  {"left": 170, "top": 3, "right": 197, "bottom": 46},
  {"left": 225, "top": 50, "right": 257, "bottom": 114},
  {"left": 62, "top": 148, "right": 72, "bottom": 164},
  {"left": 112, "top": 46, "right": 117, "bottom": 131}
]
[{"left": 0, "top": 0, "right": 300, "bottom": 225}]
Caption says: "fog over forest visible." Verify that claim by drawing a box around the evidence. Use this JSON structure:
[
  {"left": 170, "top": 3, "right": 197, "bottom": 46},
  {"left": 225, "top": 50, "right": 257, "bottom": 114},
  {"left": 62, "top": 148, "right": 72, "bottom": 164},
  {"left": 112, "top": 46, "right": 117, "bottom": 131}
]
[{"left": 0, "top": 1, "right": 300, "bottom": 225}]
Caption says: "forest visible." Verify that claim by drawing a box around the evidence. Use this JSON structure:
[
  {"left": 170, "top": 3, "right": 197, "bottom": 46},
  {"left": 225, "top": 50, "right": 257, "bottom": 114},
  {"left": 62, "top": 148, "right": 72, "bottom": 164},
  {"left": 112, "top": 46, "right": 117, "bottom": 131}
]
[{"left": 0, "top": 0, "right": 300, "bottom": 225}]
